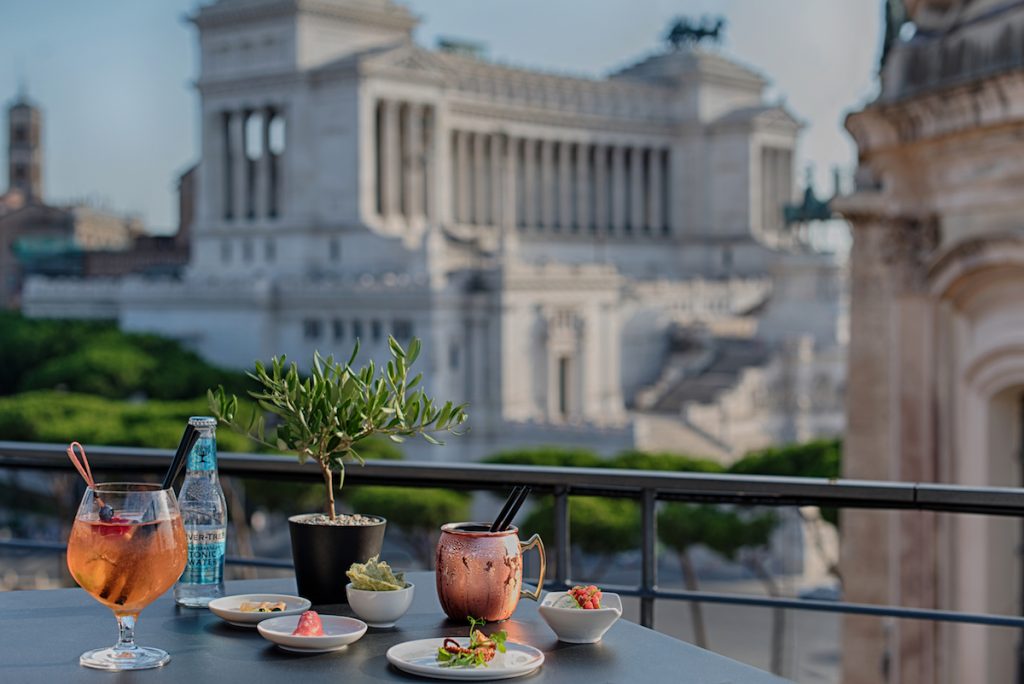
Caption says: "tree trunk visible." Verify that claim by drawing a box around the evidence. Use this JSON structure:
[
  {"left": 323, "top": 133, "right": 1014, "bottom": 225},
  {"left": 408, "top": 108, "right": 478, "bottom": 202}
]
[
  {"left": 678, "top": 550, "right": 708, "bottom": 649},
  {"left": 320, "top": 462, "right": 335, "bottom": 520},
  {"left": 748, "top": 554, "right": 785, "bottom": 677}
]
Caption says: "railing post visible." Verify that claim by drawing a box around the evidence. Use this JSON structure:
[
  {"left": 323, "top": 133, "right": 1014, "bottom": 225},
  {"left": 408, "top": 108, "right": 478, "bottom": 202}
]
[
  {"left": 640, "top": 488, "right": 656, "bottom": 628},
  {"left": 554, "top": 486, "right": 571, "bottom": 587}
]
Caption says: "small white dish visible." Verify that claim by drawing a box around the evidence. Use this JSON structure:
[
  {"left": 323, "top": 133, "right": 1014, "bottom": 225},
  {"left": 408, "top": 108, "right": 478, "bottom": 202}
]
[
  {"left": 207, "top": 594, "right": 311, "bottom": 628},
  {"left": 538, "top": 591, "right": 622, "bottom": 643},
  {"left": 386, "top": 638, "right": 544, "bottom": 680},
  {"left": 257, "top": 614, "right": 367, "bottom": 653},
  {"left": 346, "top": 581, "right": 415, "bottom": 628}
]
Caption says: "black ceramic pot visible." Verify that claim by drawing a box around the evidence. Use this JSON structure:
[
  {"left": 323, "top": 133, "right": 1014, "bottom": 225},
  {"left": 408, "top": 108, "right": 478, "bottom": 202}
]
[{"left": 288, "top": 514, "right": 386, "bottom": 605}]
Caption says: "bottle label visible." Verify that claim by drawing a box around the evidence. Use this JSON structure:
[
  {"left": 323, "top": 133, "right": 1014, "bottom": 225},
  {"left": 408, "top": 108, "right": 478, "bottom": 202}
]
[
  {"left": 187, "top": 436, "right": 218, "bottom": 472},
  {"left": 181, "top": 528, "right": 226, "bottom": 585}
]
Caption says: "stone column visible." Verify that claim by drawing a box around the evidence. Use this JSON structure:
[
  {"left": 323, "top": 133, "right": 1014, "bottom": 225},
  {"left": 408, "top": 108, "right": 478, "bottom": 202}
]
[
  {"left": 575, "top": 143, "right": 589, "bottom": 233},
  {"left": 231, "top": 110, "right": 247, "bottom": 222},
  {"left": 489, "top": 134, "right": 502, "bottom": 227},
  {"left": 594, "top": 144, "right": 607, "bottom": 234},
  {"left": 381, "top": 100, "right": 401, "bottom": 218},
  {"left": 456, "top": 130, "right": 470, "bottom": 224},
  {"left": 541, "top": 139, "right": 555, "bottom": 230},
  {"left": 404, "top": 103, "right": 423, "bottom": 221},
  {"left": 648, "top": 147, "right": 662, "bottom": 234},
  {"left": 522, "top": 139, "right": 535, "bottom": 229},
  {"left": 630, "top": 147, "right": 644, "bottom": 233},
  {"left": 474, "top": 133, "right": 488, "bottom": 226},
  {"left": 422, "top": 106, "right": 436, "bottom": 224},
  {"left": 611, "top": 145, "right": 626, "bottom": 235},
  {"left": 502, "top": 135, "right": 517, "bottom": 233},
  {"left": 559, "top": 142, "right": 573, "bottom": 232}
]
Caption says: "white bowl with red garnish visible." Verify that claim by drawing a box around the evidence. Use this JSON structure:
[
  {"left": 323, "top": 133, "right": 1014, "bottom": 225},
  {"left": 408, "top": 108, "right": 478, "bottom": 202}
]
[
  {"left": 257, "top": 611, "right": 367, "bottom": 653},
  {"left": 538, "top": 585, "right": 622, "bottom": 643}
]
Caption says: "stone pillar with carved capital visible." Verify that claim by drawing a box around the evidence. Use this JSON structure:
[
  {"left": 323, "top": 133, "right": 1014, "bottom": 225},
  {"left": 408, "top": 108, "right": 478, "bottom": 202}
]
[
  {"left": 575, "top": 143, "right": 589, "bottom": 233},
  {"left": 558, "top": 142, "right": 573, "bottom": 232},
  {"left": 541, "top": 139, "right": 555, "bottom": 231},
  {"left": 381, "top": 100, "right": 401, "bottom": 218},
  {"left": 522, "top": 139, "right": 535, "bottom": 230},
  {"left": 611, "top": 145, "right": 626, "bottom": 235},
  {"left": 594, "top": 144, "right": 607, "bottom": 234},
  {"left": 404, "top": 102, "right": 423, "bottom": 222}
]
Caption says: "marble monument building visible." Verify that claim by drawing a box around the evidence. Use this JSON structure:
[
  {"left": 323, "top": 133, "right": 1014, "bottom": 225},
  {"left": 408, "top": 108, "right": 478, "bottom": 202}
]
[{"left": 24, "top": 0, "right": 846, "bottom": 461}]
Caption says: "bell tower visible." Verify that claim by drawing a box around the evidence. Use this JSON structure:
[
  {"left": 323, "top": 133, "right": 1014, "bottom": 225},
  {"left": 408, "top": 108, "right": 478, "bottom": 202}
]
[{"left": 7, "top": 87, "right": 43, "bottom": 202}]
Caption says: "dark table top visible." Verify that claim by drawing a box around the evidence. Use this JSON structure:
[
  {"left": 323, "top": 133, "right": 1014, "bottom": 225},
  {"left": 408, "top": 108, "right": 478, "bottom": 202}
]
[{"left": 0, "top": 573, "right": 788, "bottom": 683}]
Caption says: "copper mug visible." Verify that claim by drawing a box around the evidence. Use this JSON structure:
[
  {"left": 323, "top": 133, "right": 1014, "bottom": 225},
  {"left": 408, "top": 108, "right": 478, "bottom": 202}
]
[{"left": 435, "top": 522, "right": 546, "bottom": 622}]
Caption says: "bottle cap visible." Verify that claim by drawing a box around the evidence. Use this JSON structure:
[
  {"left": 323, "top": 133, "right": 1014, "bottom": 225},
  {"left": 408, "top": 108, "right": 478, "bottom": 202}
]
[{"left": 188, "top": 416, "right": 217, "bottom": 428}]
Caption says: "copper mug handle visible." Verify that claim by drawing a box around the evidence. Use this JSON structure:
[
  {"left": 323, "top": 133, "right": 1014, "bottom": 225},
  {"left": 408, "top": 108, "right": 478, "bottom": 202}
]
[{"left": 519, "top": 534, "right": 546, "bottom": 601}]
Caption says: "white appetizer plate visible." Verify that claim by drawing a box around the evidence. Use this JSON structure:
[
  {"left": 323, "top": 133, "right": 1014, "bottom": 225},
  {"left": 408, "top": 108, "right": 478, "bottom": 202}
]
[
  {"left": 386, "top": 638, "right": 544, "bottom": 680},
  {"left": 538, "top": 592, "right": 622, "bottom": 643},
  {"left": 207, "top": 594, "right": 311, "bottom": 628},
  {"left": 257, "top": 614, "right": 367, "bottom": 653}
]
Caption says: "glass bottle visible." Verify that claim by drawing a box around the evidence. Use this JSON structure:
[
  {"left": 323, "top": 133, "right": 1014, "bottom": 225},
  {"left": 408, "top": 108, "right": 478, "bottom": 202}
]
[{"left": 173, "top": 416, "right": 227, "bottom": 607}]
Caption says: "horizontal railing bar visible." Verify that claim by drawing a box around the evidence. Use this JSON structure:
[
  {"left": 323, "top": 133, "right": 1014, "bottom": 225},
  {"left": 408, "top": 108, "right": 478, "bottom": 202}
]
[
  {"left": 6, "top": 537, "right": 1022, "bottom": 629},
  {"left": 584, "top": 583, "right": 1024, "bottom": 629},
  {"left": 3, "top": 441, "right": 1024, "bottom": 516},
  {"left": 0, "top": 538, "right": 293, "bottom": 569}
]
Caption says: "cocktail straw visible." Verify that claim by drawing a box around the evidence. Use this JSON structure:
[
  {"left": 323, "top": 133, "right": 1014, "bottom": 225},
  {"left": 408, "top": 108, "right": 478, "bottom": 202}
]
[
  {"left": 490, "top": 486, "right": 525, "bottom": 533},
  {"left": 161, "top": 424, "right": 199, "bottom": 490},
  {"left": 496, "top": 486, "right": 532, "bottom": 532},
  {"left": 66, "top": 442, "right": 107, "bottom": 509}
]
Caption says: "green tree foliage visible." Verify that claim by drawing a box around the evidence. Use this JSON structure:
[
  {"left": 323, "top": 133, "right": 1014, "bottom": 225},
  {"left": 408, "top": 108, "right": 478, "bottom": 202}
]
[
  {"left": 611, "top": 450, "right": 725, "bottom": 473},
  {"left": 0, "top": 390, "right": 254, "bottom": 452},
  {"left": 0, "top": 311, "right": 250, "bottom": 400},
  {"left": 728, "top": 439, "right": 841, "bottom": 479},
  {"left": 485, "top": 447, "right": 604, "bottom": 468}
]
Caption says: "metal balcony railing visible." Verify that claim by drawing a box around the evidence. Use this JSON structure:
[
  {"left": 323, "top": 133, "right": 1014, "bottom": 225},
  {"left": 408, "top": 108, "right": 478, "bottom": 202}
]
[{"left": 3, "top": 440, "right": 1024, "bottom": 629}]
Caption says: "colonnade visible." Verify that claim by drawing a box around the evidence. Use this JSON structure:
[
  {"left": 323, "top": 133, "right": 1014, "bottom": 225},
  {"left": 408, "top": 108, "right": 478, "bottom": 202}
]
[
  {"left": 373, "top": 99, "right": 435, "bottom": 222},
  {"left": 220, "top": 107, "right": 283, "bottom": 222},
  {"left": 450, "top": 131, "right": 671, "bottom": 236}
]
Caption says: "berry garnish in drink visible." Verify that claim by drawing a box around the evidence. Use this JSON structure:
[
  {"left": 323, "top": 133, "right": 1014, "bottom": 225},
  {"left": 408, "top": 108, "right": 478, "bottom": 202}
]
[
  {"left": 567, "top": 585, "right": 603, "bottom": 609},
  {"left": 292, "top": 610, "right": 324, "bottom": 636},
  {"left": 99, "top": 505, "right": 115, "bottom": 522},
  {"left": 436, "top": 617, "right": 508, "bottom": 668}
]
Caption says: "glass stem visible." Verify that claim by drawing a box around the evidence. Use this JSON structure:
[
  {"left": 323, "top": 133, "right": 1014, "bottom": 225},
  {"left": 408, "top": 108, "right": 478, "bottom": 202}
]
[{"left": 115, "top": 614, "right": 139, "bottom": 652}]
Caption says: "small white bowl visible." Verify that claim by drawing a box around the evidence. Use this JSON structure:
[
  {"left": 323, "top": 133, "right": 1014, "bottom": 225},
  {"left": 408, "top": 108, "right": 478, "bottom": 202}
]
[
  {"left": 207, "top": 594, "right": 311, "bottom": 628},
  {"left": 257, "top": 614, "right": 368, "bottom": 653},
  {"left": 345, "top": 582, "right": 415, "bottom": 628},
  {"left": 538, "top": 591, "right": 622, "bottom": 643}
]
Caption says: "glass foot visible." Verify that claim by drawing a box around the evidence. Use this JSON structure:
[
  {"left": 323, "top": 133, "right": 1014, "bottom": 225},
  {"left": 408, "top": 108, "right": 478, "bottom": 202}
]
[{"left": 80, "top": 645, "right": 171, "bottom": 671}]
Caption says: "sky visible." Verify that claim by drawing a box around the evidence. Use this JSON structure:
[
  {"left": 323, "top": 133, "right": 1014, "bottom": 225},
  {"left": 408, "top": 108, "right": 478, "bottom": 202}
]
[{"left": 0, "top": 1, "right": 881, "bottom": 232}]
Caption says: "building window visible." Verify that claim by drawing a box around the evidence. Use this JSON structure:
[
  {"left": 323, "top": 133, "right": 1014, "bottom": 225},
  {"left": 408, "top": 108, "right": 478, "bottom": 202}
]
[
  {"left": 393, "top": 319, "right": 413, "bottom": 340},
  {"left": 242, "top": 239, "right": 254, "bottom": 262},
  {"left": 371, "top": 319, "right": 382, "bottom": 342},
  {"left": 352, "top": 319, "right": 364, "bottom": 341},
  {"left": 449, "top": 343, "right": 460, "bottom": 370},
  {"left": 303, "top": 319, "right": 321, "bottom": 340},
  {"left": 221, "top": 239, "right": 232, "bottom": 263},
  {"left": 329, "top": 238, "right": 340, "bottom": 261},
  {"left": 264, "top": 238, "right": 275, "bottom": 262},
  {"left": 332, "top": 319, "right": 344, "bottom": 341},
  {"left": 12, "top": 125, "right": 26, "bottom": 143}
]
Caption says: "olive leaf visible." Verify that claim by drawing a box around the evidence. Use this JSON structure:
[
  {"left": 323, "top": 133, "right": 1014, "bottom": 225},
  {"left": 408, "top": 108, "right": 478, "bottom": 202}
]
[{"left": 209, "top": 336, "right": 467, "bottom": 520}]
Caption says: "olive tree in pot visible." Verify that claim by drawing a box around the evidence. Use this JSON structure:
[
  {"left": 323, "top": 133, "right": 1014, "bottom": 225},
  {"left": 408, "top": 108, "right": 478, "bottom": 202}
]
[{"left": 209, "top": 336, "right": 466, "bottom": 604}]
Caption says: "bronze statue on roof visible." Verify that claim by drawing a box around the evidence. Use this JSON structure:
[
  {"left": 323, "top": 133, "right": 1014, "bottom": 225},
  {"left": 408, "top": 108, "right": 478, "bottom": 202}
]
[{"left": 666, "top": 16, "right": 725, "bottom": 49}]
